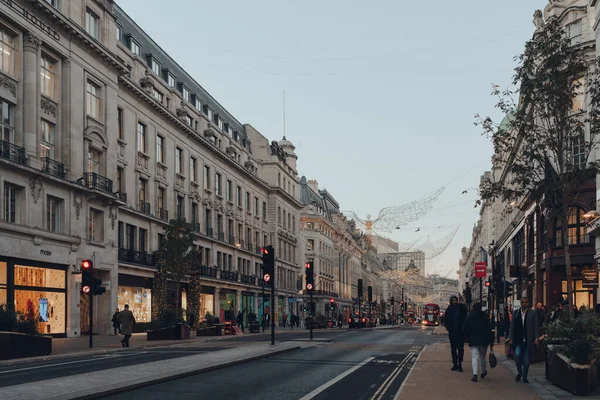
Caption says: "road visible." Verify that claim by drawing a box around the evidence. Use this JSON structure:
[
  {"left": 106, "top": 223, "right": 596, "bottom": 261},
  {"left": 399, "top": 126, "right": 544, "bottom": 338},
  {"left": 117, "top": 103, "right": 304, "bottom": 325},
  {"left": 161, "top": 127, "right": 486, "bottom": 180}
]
[{"left": 102, "top": 326, "right": 439, "bottom": 400}]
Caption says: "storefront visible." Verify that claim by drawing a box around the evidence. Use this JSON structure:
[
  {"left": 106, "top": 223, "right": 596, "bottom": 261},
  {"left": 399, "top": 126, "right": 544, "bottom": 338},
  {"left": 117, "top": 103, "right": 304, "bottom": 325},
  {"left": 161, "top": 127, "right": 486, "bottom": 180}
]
[
  {"left": 0, "top": 257, "right": 68, "bottom": 337},
  {"left": 219, "top": 290, "right": 236, "bottom": 322},
  {"left": 117, "top": 274, "right": 153, "bottom": 323},
  {"left": 242, "top": 292, "right": 254, "bottom": 314},
  {"left": 200, "top": 286, "right": 214, "bottom": 319}
]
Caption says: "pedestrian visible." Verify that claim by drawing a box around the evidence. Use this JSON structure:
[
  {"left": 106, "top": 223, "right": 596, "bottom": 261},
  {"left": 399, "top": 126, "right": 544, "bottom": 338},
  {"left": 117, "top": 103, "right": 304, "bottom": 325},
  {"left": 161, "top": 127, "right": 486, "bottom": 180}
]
[
  {"left": 443, "top": 295, "right": 468, "bottom": 372},
  {"left": 508, "top": 297, "right": 539, "bottom": 384},
  {"left": 535, "top": 302, "right": 547, "bottom": 328},
  {"left": 111, "top": 308, "right": 121, "bottom": 335},
  {"left": 118, "top": 304, "right": 136, "bottom": 348},
  {"left": 236, "top": 310, "right": 244, "bottom": 333},
  {"left": 463, "top": 302, "right": 493, "bottom": 382}
]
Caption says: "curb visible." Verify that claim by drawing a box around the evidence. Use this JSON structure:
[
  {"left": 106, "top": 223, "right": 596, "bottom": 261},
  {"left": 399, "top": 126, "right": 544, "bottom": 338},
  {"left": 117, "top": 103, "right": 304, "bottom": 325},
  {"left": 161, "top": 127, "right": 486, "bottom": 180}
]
[{"left": 65, "top": 346, "right": 302, "bottom": 400}]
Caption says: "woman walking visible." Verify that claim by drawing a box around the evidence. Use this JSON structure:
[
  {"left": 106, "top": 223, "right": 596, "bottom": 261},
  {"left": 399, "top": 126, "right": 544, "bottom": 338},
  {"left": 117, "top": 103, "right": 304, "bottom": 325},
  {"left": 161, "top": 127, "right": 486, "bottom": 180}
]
[{"left": 463, "top": 302, "right": 494, "bottom": 382}]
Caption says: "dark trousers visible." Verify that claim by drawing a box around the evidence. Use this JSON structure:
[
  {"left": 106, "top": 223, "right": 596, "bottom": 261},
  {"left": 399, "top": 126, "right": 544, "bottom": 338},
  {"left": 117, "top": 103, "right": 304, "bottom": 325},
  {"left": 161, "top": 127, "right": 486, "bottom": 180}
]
[
  {"left": 114, "top": 326, "right": 121, "bottom": 335},
  {"left": 449, "top": 332, "right": 465, "bottom": 365},
  {"left": 514, "top": 342, "right": 530, "bottom": 377},
  {"left": 121, "top": 334, "right": 131, "bottom": 347}
]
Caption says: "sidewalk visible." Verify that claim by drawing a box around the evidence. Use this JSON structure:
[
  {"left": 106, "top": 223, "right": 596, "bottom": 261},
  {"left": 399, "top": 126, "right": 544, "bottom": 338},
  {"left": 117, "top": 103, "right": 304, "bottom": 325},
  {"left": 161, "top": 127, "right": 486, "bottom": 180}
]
[{"left": 398, "top": 343, "right": 542, "bottom": 400}]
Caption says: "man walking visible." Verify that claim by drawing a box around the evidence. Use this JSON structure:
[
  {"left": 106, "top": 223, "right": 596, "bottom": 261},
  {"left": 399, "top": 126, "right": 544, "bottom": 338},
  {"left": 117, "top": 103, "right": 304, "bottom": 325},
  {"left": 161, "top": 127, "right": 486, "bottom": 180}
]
[
  {"left": 118, "top": 304, "right": 136, "bottom": 348},
  {"left": 444, "top": 295, "right": 467, "bottom": 372},
  {"left": 508, "top": 297, "right": 539, "bottom": 383}
]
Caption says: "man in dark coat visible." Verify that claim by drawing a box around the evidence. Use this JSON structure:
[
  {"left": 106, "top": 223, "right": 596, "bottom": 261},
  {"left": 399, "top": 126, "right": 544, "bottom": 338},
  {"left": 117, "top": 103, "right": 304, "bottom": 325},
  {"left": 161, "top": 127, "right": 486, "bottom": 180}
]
[
  {"left": 508, "top": 297, "right": 539, "bottom": 383},
  {"left": 463, "top": 302, "right": 494, "bottom": 382},
  {"left": 444, "top": 295, "right": 468, "bottom": 371}
]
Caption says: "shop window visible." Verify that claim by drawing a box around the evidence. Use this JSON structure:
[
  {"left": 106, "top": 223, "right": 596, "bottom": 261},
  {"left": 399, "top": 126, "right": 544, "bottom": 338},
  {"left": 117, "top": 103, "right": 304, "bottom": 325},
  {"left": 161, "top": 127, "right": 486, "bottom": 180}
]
[
  {"left": 200, "top": 293, "right": 214, "bottom": 318},
  {"left": 555, "top": 207, "right": 589, "bottom": 246},
  {"left": 0, "top": 261, "right": 6, "bottom": 305},
  {"left": 561, "top": 279, "right": 593, "bottom": 308},
  {"left": 118, "top": 286, "right": 151, "bottom": 322},
  {"left": 89, "top": 208, "right": 104, "bottom": 243}
]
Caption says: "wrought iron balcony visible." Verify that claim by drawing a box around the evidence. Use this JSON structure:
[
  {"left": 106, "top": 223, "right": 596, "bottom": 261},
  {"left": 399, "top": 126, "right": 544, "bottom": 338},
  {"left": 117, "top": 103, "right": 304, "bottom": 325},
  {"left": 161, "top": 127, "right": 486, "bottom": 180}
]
[
  {"left": 218, "top": 231, "right": 225, "bottom": 241},
  {"left": 229, "top": 235, "right": 236, "bottom": 245},
  {"left": 81, "top": 172, "right": 113, "bottom": 194},
  {"left": 138, "top": 201, "right": 151, "bottom": 215},
  {"left": 158, "top": 208, "right": 168, "bottom": 221},
  {"left": 117, "top": 192, "right": 128, "bottom": 202},
  {"left": 206, "top": 228, "right": 214, "bottom": 238},
  {"left": 191, "top": 222, "right": 201, "bottom": 233},
  {"left": 41, "top": 157, "right": 66, "bottom": 179},
  {"left": 241, "top": 274, "right": 256, "bottom": 285},
  {"left": 220, "top": 270, "right": 238, "bottom": 282},
  {"left": 118, "top": 248, "right": 156, "bottom": 268},
  {"left": 247, "top": 242, "right": 254, "bottom": 251},
  {"left": 198, "top": 265, "right": 217, "bottom": 278},
  {"left": 0, "top": 141, "right": 27, "bottom": 165}
]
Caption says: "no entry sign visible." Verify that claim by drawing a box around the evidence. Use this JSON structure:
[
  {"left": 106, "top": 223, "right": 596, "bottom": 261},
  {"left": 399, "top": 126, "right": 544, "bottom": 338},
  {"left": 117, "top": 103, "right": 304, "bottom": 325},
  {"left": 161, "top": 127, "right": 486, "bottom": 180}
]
[{"left": 474, "top": 262, "right": 487, "bottom": 278}]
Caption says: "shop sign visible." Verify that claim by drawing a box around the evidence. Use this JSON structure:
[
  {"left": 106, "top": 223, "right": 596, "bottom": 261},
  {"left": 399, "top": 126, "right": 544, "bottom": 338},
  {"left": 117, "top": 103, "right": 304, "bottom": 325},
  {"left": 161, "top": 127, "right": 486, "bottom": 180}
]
[
  {"left": 582, "top": 268, "right": 598, "bottom": 288},
  {"left": 40, "top": 249, "right": 52, "bottom": 256},
  {"left": 474, "top": 262, "right": 487, "bottom": 278}
]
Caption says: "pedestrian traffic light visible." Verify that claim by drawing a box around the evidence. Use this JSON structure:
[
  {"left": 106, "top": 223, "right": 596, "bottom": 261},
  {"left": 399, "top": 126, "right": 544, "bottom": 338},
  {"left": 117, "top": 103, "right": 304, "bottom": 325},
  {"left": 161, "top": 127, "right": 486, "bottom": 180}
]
[
  {"left": 367, "top": 286, "right": 373, "bottom": 302},
  {"left": 261, "top": 245, "right": 275, "bottom": 276},
  {"left": 305, "top": 260, "right": 314, "bottom": 291},
  {"left": 81, "top": 259, "right": 92, "bottom": 295},
  {"left": 357, "top": 279, "right": 363, "bottom": 297}
]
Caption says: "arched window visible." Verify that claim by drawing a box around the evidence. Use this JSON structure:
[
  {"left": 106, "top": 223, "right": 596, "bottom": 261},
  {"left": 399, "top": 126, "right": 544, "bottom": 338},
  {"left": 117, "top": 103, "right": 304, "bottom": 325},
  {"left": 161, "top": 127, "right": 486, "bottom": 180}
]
[{"left": 555, "top": 207, "right": 589, "bottom": 246}]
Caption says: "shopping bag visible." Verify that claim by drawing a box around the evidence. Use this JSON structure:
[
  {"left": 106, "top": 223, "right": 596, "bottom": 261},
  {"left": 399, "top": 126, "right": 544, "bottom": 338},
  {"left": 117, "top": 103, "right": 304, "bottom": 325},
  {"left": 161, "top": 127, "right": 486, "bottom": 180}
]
[{"left": 489, "top": 349, "right": 497, "bottom": 369}]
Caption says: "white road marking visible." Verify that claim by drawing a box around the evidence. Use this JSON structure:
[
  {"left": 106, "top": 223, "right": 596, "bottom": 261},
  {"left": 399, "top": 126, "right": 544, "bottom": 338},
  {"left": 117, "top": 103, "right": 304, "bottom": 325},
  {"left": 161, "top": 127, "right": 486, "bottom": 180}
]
[
  {"left": 298, "top": 356, "right": 376, "bottom": 400},
  {"left": 393, "top": 346, "right": 426, "bottom": 400},
  {"left": 370, "top": 353, "right": 414, "bottom": 400}
]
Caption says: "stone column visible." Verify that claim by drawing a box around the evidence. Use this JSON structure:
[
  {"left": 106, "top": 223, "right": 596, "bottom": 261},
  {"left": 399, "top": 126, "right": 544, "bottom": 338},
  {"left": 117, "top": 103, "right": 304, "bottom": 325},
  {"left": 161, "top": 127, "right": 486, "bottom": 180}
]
[
  {"left": 236, "top": 290, "right": 242, "bottom": 313},
  {"left": 214, "top": 287, "right": 220, "bottom": 319},
  {"left": 22, "top": 33, "right": 41, "bottom": 161},
  {"left": 61, "top": 59, "right": 71, "bottom": 167},
  {"left": 253, "top": 292, "right": 259, "bottom": 314}
]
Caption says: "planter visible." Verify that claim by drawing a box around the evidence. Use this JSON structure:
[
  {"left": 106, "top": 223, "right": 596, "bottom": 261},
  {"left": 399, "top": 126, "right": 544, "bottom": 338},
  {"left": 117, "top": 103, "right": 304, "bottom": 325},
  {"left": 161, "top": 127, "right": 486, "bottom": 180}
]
[
  {"left": 196, "top": 326, "right": 216, "bottom": 336},
  {"left": 546, "top": 346, "right": 599, "bottom": 396},
  {"left": 146, "top": 323, "right": 191, "bottom": 341},
  {"left": 0, "top": 331, "right": 52, "bottom": 360}
]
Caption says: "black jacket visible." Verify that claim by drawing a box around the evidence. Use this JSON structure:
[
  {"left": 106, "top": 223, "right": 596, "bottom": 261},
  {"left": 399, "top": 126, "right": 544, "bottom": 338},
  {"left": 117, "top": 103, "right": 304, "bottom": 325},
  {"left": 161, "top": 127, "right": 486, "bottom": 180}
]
[
  {"left": 444, "top": 304, "right": 467, "bottom": 335},
  {"left": 463, "top": 310, "right": 493, "bottom": 347}
]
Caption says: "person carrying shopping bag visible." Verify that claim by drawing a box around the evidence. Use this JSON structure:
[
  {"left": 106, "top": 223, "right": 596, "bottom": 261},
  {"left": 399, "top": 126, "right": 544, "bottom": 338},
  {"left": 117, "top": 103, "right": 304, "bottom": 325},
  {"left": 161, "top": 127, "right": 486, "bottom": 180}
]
[{"left": 463, "top": 302, "right": 494, "bottom": 382}]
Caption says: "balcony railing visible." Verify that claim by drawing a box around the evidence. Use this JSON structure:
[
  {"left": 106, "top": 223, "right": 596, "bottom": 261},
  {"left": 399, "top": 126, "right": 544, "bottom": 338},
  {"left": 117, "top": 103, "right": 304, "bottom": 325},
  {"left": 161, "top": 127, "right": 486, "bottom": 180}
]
[
  {"left": 255, "top": 246, "right": 262, "bottom": 255},
  {"left": 229, "top": 235, "right": 236, "bottom": 245},
  {"left": 218, "top": 231, "right": 225, "bottom": 241},
  {"left": 302, "top": 290, "right": 339, "bottom": 298},
  {"left": 139, "top": 201, "right": 151, "bottom": 215},
  {"left": 198, "top": 265, "right": 217, "bottom": 278},
  {"left": 81, "top": 172, "right": 113, "bottom": 194},
  {"left": 246, "top": 242, "right": 254, "bottom": 251},
  {"left": 41, "top": 157, "right": 66, "bottom": 179},
  {"left": 191, "top": 222, "right": 201, "bottom": 233},
  {"left": 158, "top": 208, "right": 168, "bottom": 221},
  {"left": 118, "top": 248, "right": 156, "bottom": 268},
  {"left": 220, "top": 270, "right": 238, "bottom": 282},
  {"left": 117, "top": 192, "right": 128, "bottom": 202},
  {"left": 0, "top": 141, "right": 27, "bottom": 165},
  {"left": 241, "top": 274, "right": 256, "bottom": 285},
  {"left": 206, "top": 228, "right": 214, "bottom": 238}
]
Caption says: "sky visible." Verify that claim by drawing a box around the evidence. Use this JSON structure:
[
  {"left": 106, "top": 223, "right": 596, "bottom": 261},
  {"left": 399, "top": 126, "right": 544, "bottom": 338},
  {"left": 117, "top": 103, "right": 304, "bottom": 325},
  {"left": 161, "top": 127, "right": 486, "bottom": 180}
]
[{"left": 118, "top": 0, "right": 547, "bottom": 278}]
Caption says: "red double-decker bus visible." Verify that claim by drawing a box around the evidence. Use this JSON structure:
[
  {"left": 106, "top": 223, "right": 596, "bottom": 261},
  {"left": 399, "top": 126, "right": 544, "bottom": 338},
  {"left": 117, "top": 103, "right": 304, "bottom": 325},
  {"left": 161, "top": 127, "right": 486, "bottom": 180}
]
[{"left": 422, "top": 303, "right": 440, "bottom": 326}]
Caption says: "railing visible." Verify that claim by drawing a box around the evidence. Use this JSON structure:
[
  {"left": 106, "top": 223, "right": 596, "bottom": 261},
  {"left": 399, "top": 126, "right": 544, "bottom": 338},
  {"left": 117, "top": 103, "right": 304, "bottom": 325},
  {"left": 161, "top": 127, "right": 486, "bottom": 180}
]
[
  {"left": 206, "top": 228, "right": 214, "bottom": 238},
  {"left": 117, "top": 192, "right": 128, "bottom": 202},
  {"left": 158, "top": 208, "right": 168, "bottom": 221},
  {"left": 139, "top": 201, "right": 151, "bottom": 215},
  {"left": 81, "top": 172, "right": 113, "bottom": 194},
  {"left": 302, "top": 290, "right": 339, "bottom": 298},
  {"left": 241, "top": 274, "right": 256, "bottom": 285},
  {"left": 118, "top": 248, "right": 155, "bottom": 268},
  {"left": 220, "top": 270, "right": 238, "bottom": 282},
  {"left": 218, "top": 231, "right": 225, "bottom": 241},
  {"left": 198, "top": 265, "right": 217, "bottom": 278},
  {"left": 41, "top": 157, "right": 66, "bottom": 179},
  {"left": 255, "top": 246, "right": 262, "bottom": 255},
  {"left": 0, "top": 141, "right": 27, "bottom": 165},
  {"left": 191, "top": 222, "right": 201, "bottom": 233},
  {"left": 247, "top": 242, "right": 254, "bottom": 251},
  {"left": 229, "top": 235, "right": 236, "bottom": 245}
]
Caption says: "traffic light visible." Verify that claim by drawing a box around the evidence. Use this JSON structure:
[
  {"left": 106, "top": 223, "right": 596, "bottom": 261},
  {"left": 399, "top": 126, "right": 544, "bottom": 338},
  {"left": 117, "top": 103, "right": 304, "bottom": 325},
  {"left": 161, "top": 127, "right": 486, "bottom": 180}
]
[
  {"left": 94, "top": 277, "right": 106, "bottom": 295},
  {"left": 305, "top": 260, "right": 314, "bottom": 291},
  {"left": 357, "top": 279, "right": 363, "bottom": 297},
  {"left": 367, "top": 286, "right": 373, "bottom": 302},
  {"left": 261, "top": 245, "right": 275, "bottom": 285},
  {"left": 81, "top": 259, "right": 93, "bottom": 295},
  {"left": 485, "top": 281, "right": 491, "bottom": 288}
]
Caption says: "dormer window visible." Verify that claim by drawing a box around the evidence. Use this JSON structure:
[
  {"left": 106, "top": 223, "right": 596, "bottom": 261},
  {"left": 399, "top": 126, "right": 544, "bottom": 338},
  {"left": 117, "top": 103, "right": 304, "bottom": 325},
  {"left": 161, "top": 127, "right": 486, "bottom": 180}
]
[
  {"left": 116, "top": 24, "right": 122, "bottom": 42},
  {"left": 207, "top": 107, "right": 214, "bottom": 121},
  {"left": 217, "top": 118, "right": 224, "bottom": 131},
  {"left": 166, "top": 73, "right": 176, "bottom": 88},
  {"left": 233, "top": 131, "right": 239, "bottom": 142},
  {"left": 149, "top": 57, "right": 161, "bottom": 75},
  {"left": 129, "top": 37, "right": 141, "bottom": 55},
  {"left": 181, "top": 86, "right": 190, "bottom": 102},
  {"left": 195, "top": 97, "right": 202, "bottom": 112},
  {"left": 226, "top": 125, "right": 234, "bottom": 137}
]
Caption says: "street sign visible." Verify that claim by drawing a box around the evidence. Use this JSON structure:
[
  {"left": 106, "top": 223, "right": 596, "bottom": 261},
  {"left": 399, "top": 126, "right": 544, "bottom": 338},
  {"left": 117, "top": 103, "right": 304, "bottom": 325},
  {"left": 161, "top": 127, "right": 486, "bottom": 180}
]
[{"left": 474, "top": 262, "right": 487, "bottom": 278}]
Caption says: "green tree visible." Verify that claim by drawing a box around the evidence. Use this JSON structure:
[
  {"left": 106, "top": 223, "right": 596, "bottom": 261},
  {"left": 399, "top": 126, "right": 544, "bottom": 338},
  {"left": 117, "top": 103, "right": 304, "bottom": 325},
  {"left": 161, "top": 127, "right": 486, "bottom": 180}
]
[
  {"left": 154, "top": 219, "right": 198, "bottom": 319},
  {"left": 476, "top": 17, "right": 600, "bottom": 310}
]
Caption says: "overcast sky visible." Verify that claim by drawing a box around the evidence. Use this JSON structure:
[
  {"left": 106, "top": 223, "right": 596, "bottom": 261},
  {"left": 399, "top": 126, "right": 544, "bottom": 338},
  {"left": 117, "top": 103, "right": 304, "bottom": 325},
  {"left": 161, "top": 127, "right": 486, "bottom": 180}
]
[{"left": 118, "top": 0, "right": 547, "bottom": 278}]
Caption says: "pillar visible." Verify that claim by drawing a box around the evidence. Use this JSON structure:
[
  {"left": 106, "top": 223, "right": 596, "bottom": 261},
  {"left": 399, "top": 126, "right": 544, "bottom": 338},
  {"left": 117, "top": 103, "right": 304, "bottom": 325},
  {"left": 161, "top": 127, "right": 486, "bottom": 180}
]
[
  {"left": 253, "top": 292, "right": 259, "bottom": 314},
  {"left": 236, "top": 290, "right": 242, "bottom": 313},
  {"left": 214, "top": 287, "right": 220, "bottom": 319},
  {"left": 22, "top": 33, "right": 41, "bottom": 161}
]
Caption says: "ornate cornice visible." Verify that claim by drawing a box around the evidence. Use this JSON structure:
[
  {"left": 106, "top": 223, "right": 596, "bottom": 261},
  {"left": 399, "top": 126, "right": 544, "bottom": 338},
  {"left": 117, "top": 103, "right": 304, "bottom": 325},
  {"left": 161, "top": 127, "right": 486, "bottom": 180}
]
[
  {"left": 41, "top": 98, "right": 57, "bottom": 117},
  {"left": 0, "top": 74, "right": 16, "bottom": 96},
  {"left": 23, "top": 33, "right": 41, "bottom": 51}
]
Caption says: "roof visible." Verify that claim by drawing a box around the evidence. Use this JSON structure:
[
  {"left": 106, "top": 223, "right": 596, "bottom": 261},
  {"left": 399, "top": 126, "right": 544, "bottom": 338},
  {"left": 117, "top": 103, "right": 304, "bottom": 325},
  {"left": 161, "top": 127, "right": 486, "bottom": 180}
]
[
  {"left": 114, "top": 4, "right": 246, "bottom": 139},
  {"left": 498, "top": 111, "right": 516, "bottom": 132}
]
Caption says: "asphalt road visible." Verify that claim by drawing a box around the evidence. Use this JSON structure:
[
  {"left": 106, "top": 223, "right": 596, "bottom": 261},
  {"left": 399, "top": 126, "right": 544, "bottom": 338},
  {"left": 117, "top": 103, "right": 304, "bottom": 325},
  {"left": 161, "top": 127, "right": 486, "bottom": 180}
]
[{"left": 102, "top": 326, "right": 439, "bottom": 400}]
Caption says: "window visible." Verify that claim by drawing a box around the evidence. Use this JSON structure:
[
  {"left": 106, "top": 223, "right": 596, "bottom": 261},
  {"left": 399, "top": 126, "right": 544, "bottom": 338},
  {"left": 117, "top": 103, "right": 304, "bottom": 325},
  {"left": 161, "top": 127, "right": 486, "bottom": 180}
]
[
  {"left": 158, "top": 188, "right": 165, "bottom": 211},
  {"left": 40, "top": 120, "right": 55, "bottom": 159},
  {"left": 0, "top": 99, "right": 13, "bottom": 142},
  {"left": 556, "top": 207, "right": 589, "bottom": 246},
  {"left": 254, "top": 197, "right": 259, "bottom": 216},
  {"left": 47, "top": 196, "right": 61, "bottom": 233},
  {"left": 226, "top": 180, "right": 232, "bottom": 202},
  {"left": 216, "top": 173, "right": 222, "bottom": 196},
  {"left": 182, "top": 87, "right": 190, "bottom": 102},
  {"left": 152, "top": 88, "right": 164, "bottom": 103},
  {"left": 0, "top": 29, "right": 14, "bottom": 75},
  {"left": 207, "top": 108, "right": 214, "bottom": 121},
  {"left": 137, "top": 122, "right": 146, "bottom": 153},
  {"left": 217, "top": 118, "right": 224, "bottom": 130},
  {"left": 87, "top": 149, "right": 100, "bottom": 173},
  {"left": 150, "top": 58, "right": 160, "bottom": 75},
  {"left": 3, "top": 183, "right": 19, "bottom": 223},
  {"left": 116, "top": 24, "right": 122, "bottom": 41},
  {"left": 86, "top": 80, "right": 101, "bottom": 119},
  {"left": 185, "top": 115, "right": 193, "bottom": 127},
  {"left": 204, "top": 166, "right": 210, "bottom": 189},
  {"left": 45, "top": 0, "right": 57, "bottom": 7},
  {"left": 117, "top": 108, "right": 124, "bottom": 140},
  {"left": 139, "top": 229, "right": 147, "bottom": 252},
  {"left": 195, "top": 98, "right": 202, "bottom": 112},
  {"left": 175, "top": 147, "right": 183, "bottom": 175},
  {"left": 190, "top": 157, "right": 197, "bottom": 182},
  {"left": 117, "top": 167, "right": 124, "bottom": 194},
  {"left": 168, "top": 74, "right": 176, "bottom": 88},
  {"left": 572, "top": 78, "right": 585, "bottom": 112},
  {"left": 176, "top": 195, "right": 184, "bottom": 220},
  {"left": 262, "top": 202, "right": 267, "bottom": 219},
  {"left": 191, "top": 202, "right": 198, "bottom": 225},
  {"left": 138, "top": 178, "right": 147, "bottom": 203},
  {"left": 227, "top": 126, "right": 234, "bottom": 137},
  {"left": 40, "top": 56, "right": 56, "bottom": 98},
  {"left": 89, "top": 208, "right": 104, "bottom": 242},
  {"left": 236, "top": 186, "right": 242, "bottom": 207},
  {"left": 246, "top": 192, "right": 250, "bottom": 211},
  {"left": 292, "top": 216, "right": 296, "bottom": 232},
  {"left": 129, "top": 39, "right": 140, "bottom": 55},
  {"left": 156, "top": 135, "right": 164, "bottom": 163},
  {"left": 85, "top": 8, "right": 99, "bottom": 39},
  {"left": 573, "top": 134, "right": 585, "bottom": 169},
  {"left": 568, "top": 20, "right": 582, "bottom": 45}
]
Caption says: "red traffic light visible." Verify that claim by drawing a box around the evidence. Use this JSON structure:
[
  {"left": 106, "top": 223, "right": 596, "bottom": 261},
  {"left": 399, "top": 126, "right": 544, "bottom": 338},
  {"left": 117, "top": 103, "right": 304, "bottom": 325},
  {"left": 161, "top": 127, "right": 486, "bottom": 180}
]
[
  {"left": 263, "top": 273, "right": 271, "bottom": 282},
  {"left": 81, "top": 259, "right": 92, "bottom": 270},
  {"left": 306, "top": 283, "right": 313, "bottom": 290},
  {"left": 330, "top": 298, "right": 334, "bottom": 303},
  {"left": 485, "top": 281, "right": 491, "bottom": 287},
  {"left": 305, "top": 262, "right": 311, "bottom": 269},
  {"left": 261, "top": 247, "right": 269, "bottom": 255},
  {"left": 82, "top": 285, "right": 91, "bottom": 294}
]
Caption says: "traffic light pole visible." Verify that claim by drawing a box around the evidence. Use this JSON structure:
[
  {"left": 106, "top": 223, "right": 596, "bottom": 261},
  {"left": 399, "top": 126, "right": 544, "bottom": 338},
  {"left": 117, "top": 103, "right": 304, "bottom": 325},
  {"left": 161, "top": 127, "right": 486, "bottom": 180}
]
[
  {"left": 309, "top": 290, "right": 313, "bottom": 340},
  {"left": 89, "top": 258, "right": 94, "bottom": 349},
  {"left": 262, "top": 282, "right": 265, "bottom": 333},
  {"left": 271, "top": 276, "right": 275, "bottom": 346}
]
